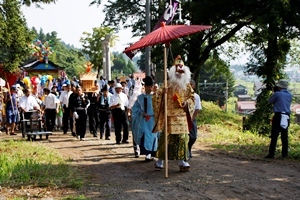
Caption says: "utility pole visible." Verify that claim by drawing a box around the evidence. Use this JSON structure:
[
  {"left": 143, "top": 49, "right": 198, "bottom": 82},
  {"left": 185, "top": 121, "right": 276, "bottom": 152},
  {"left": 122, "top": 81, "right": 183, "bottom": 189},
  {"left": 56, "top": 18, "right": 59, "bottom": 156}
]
[
  {"left": 145, "top": 0, "right": 151, "bottom": 76},
  {"left": 101, "top": 37, "right": 106, "bottom": 78},
  {"left": 105, "top": 34, "right": 111, "bottom": 81}
]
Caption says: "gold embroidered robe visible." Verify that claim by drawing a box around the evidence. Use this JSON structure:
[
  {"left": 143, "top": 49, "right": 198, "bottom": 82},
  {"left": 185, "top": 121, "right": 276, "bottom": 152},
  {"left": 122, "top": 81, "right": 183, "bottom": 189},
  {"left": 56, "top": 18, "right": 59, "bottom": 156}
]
[{"left": 152, "top": 82, "right": 195, "bottom": 134}]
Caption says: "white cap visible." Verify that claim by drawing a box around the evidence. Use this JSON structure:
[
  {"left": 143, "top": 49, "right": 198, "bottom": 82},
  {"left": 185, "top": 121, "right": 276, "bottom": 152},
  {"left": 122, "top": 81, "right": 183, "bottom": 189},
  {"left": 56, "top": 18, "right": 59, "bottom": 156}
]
[
  {"left": 115, "top": 83, "right": 123, "bottom": 89},
  {"left": 62, "top": 84, "right": 67, "bottom": 87}
]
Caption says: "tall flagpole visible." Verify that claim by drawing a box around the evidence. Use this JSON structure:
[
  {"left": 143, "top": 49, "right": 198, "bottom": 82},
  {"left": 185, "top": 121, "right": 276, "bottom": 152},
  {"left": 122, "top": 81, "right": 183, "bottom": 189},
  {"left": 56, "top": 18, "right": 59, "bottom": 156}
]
[{"left": 145, "top": 0, "right": 151, "bottom": 76}]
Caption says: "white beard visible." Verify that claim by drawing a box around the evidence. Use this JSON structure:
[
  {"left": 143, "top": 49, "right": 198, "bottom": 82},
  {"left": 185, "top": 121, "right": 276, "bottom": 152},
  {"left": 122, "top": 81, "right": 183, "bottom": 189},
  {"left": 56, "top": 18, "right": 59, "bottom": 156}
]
[{"left": 168, "top": 65, "right": 191, "bottom": 91}]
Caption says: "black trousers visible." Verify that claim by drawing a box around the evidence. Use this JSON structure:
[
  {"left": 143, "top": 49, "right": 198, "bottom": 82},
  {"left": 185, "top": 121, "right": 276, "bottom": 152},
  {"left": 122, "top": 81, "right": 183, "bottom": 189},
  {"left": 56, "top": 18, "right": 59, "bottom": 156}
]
[
  {"left": 112, "top": 108, "right": 128, "bottom": 143},
  {"left": 62, "top": 106, "right": 73, "bottom": 133},
  {"left": 45, "top": 109, "right": 56, "bottom": 131},
  {"left": 75, "top": 110, "right": 87, "bottom": 139},
  {"left": 88, "top": 105, "right": 98, "bottom": 134},
  {"left": 268, "top": 113, "right": 289, "bottom": 157},
  {"left": 188, "top": 119, "right": 198, "bottom": 157},
  {"left": 99, "top": 110, "right": 111, "bottom": 138}
]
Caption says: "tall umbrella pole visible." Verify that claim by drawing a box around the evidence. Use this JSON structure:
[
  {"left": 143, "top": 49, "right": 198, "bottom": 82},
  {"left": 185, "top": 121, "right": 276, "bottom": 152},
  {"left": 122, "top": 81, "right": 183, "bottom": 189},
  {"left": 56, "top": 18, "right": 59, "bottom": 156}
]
[{"left": 164, "top": 45, "right": 168, "bottom": 178}]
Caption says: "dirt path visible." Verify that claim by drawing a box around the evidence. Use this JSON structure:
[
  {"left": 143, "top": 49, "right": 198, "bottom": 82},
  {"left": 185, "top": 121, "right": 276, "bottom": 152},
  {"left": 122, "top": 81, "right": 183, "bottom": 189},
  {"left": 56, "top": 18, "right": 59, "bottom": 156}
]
[{"left": 2, "top": 130, "right": 300, "bottom": 199}]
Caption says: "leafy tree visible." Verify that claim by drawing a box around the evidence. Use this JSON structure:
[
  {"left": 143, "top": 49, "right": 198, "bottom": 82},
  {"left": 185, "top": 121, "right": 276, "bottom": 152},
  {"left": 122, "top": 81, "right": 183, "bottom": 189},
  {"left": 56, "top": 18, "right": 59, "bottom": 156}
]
[
  {"left": 93, "top": 0, "right": 255, "bottom": 85},
  {"left": 21, "top": 0, "right": 56, "bottom": 7},
  {"left": 287, "top": 39, "right": 300, "bottom": 66},
  {"left": 0, "top": 0, "right": 58, "bottom": 74},
  {"left": 0, "top": 0, "right": 34, "bottom": 73},
  {"left": 198, "top": 57, "right": 235, "bottom": 107},
  {"left": 112, "top": 53, "right": 127, "bottom": 72},
  {"left": 94, "top": 0, "right": 300, "bottom": 135},
  {"left": 112, "top": 52, "right": 136, "bottom": 75},
  {"left": 29, "top": 28, "right": 87, "bottom": 78},
  {"left": 124, "top": 59, "right": 136, "bottom": 75},
  {"left": 137, "top": 54, "right": 145, "bottom": 71},
  {"left": 244, "top": 0, "right": 300, "bottom": 134}
]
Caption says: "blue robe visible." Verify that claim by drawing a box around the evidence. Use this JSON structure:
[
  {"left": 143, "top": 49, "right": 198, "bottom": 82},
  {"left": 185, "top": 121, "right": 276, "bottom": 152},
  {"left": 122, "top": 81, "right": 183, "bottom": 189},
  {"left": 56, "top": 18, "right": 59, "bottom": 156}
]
[{"left": 131, "top": 93, "right": 158, "bottom": 154}]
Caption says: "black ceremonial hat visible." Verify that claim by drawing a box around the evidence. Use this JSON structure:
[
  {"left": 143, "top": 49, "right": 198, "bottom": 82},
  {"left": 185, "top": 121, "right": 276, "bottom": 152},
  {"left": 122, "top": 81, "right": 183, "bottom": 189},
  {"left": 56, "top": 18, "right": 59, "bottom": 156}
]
[{"left": 143, "top": 76, "right": 153, "bottom": 86}]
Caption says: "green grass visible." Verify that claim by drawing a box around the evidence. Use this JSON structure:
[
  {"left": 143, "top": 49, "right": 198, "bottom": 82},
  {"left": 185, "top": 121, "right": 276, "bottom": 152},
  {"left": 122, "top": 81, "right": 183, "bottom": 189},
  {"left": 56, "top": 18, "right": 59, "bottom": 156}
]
[
  {"left": 198, "top": 101, "right": 300, "bottom": 159},
  {"left": 62, "top": 195, "right": 88, "bottom": 200},
  {"left": 0, "top": 140, "right": 83, "bottom": 188}
]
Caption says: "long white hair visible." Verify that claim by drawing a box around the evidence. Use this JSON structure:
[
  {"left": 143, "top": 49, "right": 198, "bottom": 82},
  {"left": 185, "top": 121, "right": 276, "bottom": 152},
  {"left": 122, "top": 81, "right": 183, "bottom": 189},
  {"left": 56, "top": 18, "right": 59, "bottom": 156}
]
[{"left": 168, "top": 65, "right": 191, "bottom": 91}]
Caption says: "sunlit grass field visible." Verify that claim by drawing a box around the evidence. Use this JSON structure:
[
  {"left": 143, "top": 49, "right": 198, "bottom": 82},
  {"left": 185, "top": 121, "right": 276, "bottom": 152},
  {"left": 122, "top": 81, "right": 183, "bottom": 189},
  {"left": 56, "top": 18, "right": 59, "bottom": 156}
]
[
  {"left": 0, "top": 140, "right": 83, "bottom": 188},
  {"left": 198, "top": 101, "right": 300, "bottom": 159}
]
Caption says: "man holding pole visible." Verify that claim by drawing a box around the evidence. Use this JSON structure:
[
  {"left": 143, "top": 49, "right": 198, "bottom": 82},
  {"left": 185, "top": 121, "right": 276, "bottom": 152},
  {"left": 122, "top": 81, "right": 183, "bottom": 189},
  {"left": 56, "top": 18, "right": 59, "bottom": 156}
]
[
  {"left": 5, "top": 85, "right": 18, "bottom": 135},
  {"left": 152, "top": 55, "right": 195, "bottom": 172}
]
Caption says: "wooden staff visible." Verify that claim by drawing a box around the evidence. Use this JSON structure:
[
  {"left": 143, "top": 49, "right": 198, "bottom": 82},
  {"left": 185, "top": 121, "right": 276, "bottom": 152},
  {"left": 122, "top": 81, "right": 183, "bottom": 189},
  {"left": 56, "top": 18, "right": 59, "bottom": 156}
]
[
  {"left": 5, "top": 74, "right": 15, "bottom": 113},
  {"left": 163, "top": 45, "right": 168, "bottom": 178}
]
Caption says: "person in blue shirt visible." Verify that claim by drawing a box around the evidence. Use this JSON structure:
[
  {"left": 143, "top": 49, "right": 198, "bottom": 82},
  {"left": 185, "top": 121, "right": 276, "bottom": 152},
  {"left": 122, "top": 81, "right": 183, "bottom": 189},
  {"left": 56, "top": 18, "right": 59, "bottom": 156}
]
[
  {"left": 265, "top": 80, "right": 292, "bottom": 159},
  {"left": 5, "top": 86, "right": 18, "bottom": 135}
]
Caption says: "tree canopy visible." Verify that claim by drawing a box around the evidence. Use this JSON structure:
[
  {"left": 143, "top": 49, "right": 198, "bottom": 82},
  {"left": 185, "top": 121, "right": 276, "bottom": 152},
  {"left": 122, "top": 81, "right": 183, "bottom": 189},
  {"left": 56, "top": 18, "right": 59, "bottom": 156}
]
[
  {"left": 0, "top": 0, "right": 58, "bottom": 74},
  {"left": 31, "top": 28, "right": 87, "bottom": 78},
  {"left": 80, "top": 26, "right": 116, "bottom": 75},
  {"left": 93, "top": 0, "right": 300, "bottom": 133},
  {"left": 0, "top": 0, "right": 34, "bottom": 73}
]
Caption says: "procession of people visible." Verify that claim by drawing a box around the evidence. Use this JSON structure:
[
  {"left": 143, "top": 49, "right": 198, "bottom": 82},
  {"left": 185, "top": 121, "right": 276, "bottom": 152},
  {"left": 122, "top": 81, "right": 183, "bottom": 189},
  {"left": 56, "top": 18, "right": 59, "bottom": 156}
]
[{"left": 0, "top": 55, "right": 202, "bottom": 172}]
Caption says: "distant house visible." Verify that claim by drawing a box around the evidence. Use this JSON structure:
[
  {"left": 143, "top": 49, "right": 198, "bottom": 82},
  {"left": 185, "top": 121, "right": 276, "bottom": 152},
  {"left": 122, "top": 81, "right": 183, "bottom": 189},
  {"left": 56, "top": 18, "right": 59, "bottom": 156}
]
[
  {"left": 234, "top": 84, "right": 247, "bottom": 97},
  {"left": 237, "top": 95, "right": 251, "bottom": 101},
  {"left": 291, "top": 104, "right": 300, "bottom": 125},
  {"left": 235, "top": 101, "right": 256, "bottom": 116},
  {"left": 235, "top": 94, "right": 256, "bottom": 115}
]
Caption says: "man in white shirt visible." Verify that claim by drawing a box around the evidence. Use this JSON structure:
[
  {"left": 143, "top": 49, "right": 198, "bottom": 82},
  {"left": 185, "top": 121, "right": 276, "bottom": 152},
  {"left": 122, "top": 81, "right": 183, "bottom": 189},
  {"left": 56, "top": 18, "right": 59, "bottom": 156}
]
[
  {"left": 43, "top": 88, "right": 59, "bottom": 131},
  {"left": 121, "top": 81, "right": 129, "bottom": 97},
  {"left": 19, "top": 89, "right": 41, "bottom": 133},
  {"left": 59, "top": 84, "right": 73, "bottom": 134},
  {"left": 109, "top": 83, "right": 129, "bottom": 144},
  {"left": 188, "top": 80, "right": 202, "bottom": 159},
  {"left": 19, "top": 89, "right": 40, "bottom": 115}
]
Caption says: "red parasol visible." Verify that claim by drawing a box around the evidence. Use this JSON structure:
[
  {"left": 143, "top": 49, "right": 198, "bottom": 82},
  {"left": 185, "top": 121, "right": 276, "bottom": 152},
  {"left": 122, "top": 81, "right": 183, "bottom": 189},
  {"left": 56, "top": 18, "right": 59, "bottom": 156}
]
[
  {"left": 124, "top": 22, "right": 212, "bottom": 178},
  {"left": 124, "top": 22, "right": 212, "bottom": 53}
]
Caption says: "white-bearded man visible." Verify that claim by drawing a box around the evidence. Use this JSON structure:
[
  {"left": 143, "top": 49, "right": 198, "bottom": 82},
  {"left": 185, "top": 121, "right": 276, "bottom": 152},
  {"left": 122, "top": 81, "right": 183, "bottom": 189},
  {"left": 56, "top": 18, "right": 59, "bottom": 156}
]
[{"left": 152, "top": 55, "right": 195, "bottom": 172}]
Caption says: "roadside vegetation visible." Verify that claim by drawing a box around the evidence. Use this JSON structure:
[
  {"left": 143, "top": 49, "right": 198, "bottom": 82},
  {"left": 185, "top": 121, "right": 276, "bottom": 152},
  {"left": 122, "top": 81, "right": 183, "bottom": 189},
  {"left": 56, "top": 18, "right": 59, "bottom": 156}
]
[
  {"left": 0, "top": 140, "right": 83, "bottom": 188},
  {"left": 198, "top": 101, "right": 300, "bottom": 159}
]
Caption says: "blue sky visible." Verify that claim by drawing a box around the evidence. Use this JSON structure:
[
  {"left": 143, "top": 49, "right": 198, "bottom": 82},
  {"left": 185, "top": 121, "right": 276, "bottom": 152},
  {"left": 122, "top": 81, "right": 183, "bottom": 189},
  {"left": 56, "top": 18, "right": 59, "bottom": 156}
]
[{"left": 21, "top": 0, "right": 134, "bottom": 52}]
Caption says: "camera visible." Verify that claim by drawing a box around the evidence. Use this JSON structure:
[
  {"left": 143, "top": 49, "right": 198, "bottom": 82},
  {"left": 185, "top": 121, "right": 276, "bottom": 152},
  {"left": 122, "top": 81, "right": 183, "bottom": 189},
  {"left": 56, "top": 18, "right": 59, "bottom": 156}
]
[{"left": 273, "top": 86, "right": 279, "bottom": 92}]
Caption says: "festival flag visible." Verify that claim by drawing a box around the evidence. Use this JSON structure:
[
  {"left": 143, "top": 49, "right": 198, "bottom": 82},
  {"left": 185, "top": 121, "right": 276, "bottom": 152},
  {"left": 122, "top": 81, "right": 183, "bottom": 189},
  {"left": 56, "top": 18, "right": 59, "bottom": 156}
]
[
  {"left": 124, "top": 0, "right": 180, "bottom": 59},
  {"left": 152, "top": 0, "right": 180, "bottom": 31},
  {"left": 124, "top": 46, "right": 138, "bottom": 60}
]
